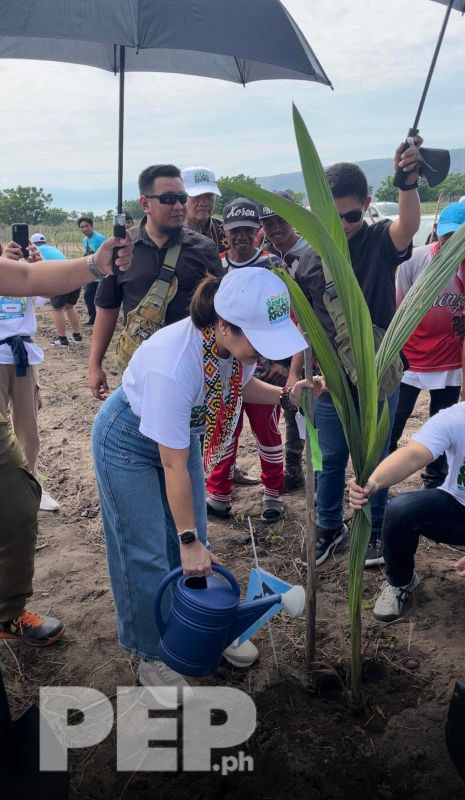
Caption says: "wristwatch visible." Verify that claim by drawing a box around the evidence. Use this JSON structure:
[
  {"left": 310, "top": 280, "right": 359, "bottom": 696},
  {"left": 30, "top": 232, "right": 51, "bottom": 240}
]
[
  {"left": 177, "top": 528, "right": 198, "bottom": 545},
  {"left": 87, "top": 253, "right": 107, "bottom": 280}
]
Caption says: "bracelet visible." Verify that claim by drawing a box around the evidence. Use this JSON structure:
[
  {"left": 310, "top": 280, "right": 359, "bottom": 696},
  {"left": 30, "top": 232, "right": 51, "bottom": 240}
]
[
  {"left": 400, "top": 179, "right": 419, "bottom": 191},
  {"left": 279, "top": 385, "right": 295, "bottom": 412},
  {"left": 87, "top": 253, "right": 107, "bottom": 280}
]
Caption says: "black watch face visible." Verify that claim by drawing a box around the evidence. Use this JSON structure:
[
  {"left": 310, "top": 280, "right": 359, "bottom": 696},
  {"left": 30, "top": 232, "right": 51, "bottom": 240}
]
[{"left": 179, "top": 531, "right": 196, "bottom": 545}]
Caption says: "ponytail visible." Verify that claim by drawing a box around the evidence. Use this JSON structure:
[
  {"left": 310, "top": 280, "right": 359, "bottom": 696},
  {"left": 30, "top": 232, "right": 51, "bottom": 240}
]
[{"left": 190, "top": 275, "right": 221, "bottom": 329}]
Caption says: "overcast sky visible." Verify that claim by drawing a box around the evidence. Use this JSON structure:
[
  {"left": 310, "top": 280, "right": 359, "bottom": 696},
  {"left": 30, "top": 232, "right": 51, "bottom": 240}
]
[{"left": 0, "top": 0, "right": 464, "bottom": 194}]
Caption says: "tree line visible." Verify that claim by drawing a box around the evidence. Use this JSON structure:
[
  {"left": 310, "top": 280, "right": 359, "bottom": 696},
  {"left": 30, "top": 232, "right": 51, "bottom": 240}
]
[
  {"left": 0, "top": 179, "right": 307, "bottom": 226},
  {"left": 376, "top": 173, "right": 465, "bottom": 202}
]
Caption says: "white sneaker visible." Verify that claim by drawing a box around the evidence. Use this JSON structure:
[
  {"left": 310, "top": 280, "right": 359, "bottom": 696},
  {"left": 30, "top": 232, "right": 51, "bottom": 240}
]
[
  {"left": 373, "top": 573, "right": 420, "bottom": 622},
  {"left": 223, "top": 639, "right": 259, "bottom": 668},
  {"left": 39, "top": 489, "right": 60, "bottom": 512},
  {"left": 138, "top": 659, "right": 192, "bottom": 708}
]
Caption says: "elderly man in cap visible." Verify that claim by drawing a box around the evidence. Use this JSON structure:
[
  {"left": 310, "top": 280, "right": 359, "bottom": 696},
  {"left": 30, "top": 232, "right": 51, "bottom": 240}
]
[
  {"left": 390, "top": 201, "right": 465, "bottom": 489},
  {"left": 181, "top": 165, "right": 226, "bottom": 255},
  {"left": 259, "top": 192, "right": 312, "bottom": 490},
  {"left": 31, "top": 233, "right": 83, "bottom": 348}
]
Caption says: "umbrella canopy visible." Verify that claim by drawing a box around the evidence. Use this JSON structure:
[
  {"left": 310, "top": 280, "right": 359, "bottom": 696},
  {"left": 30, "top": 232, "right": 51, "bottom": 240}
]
[
  {"left": 431, "top": 0, "right": 465, "bottom": 10},
  {"left": 0, "top": 0, "right": 331, "bottom": 85},
  {"left": 0, "top": 1, "right": 332, "bottom": 211}
]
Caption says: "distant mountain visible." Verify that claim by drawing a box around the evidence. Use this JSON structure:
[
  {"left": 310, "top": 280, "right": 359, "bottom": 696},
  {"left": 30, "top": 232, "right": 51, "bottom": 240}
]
[
  {"left": 44, "top": 148, "right": 465, "bottom": 213},
  {"left": 258, "top": 148, "right": 465, "bottom": 200}
]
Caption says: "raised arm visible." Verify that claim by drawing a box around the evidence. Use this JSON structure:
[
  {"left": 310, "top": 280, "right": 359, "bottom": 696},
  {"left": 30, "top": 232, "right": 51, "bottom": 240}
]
[
  {"left": 388, "top": 137, "right": 422, "bottom": 253},
  {"left": 0, "top": 237, "right": 132, "bottom": 297}
]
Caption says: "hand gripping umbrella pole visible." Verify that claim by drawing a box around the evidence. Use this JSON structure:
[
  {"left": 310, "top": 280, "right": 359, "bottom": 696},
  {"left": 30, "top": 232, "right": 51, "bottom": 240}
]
[{"left": 394, "top": 0, "right": 456, "bottom": 189}]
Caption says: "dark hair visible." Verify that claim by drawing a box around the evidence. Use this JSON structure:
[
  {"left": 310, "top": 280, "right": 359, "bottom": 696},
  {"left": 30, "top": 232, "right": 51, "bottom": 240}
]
[
  {"left": 138, "top": 164, "right": 181, "bottom": 196},
  {"left": 190, "top": 275, "right": 241, "bottom": 335},
  {"left": 77, "top": 216, "right": 93, "bottom": 227},
  {"left": 124, "top": 212, "right": 134, "bottom": 222},
  {"left": 324, "top": 163, "right": 368, "bottom": 203}
]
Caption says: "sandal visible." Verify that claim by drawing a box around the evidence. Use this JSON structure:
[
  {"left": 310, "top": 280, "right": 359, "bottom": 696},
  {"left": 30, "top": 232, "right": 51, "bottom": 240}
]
[
  {"left": 260, "top": 497, "right": 284, "bottom": 523},
  {"left": 206, "top": 499, "right": 231, "bottom": 518}
]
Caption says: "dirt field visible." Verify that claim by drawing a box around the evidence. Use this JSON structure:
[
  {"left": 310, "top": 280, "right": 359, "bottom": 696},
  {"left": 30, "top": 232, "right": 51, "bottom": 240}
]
[{"left": 2, "top": 298, "right": 465, "bottom": 800}]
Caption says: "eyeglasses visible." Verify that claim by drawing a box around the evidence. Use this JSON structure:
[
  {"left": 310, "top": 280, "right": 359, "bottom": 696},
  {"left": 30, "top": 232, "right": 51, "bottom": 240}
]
[
  {"left": 144, "top": 192, "right": 188, "bottom": 205},
  {"left": 339, "top": 208, "right": 364, "bottom": 223}
]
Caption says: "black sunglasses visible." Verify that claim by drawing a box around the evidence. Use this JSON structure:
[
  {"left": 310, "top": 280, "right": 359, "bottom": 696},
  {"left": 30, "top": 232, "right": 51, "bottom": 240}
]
[
  {"left": 339, "top": 208, "right": 364, "bottom": 223},
  {"left": 145, "top": 192, "right": 188, "bottom": 205}
]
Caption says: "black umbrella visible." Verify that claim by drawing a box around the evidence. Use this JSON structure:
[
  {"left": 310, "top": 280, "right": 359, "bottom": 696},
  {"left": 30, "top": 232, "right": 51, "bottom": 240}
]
[
  {"left": 0, "top": 0, "right": 332, "bottom": 215},
  {"left": 394, "top": 0, "right": 464, "bottom": 189}
]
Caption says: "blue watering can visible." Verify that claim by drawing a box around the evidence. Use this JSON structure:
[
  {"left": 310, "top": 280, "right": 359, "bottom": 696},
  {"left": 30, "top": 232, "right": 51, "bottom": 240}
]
[{"left": 154, "top": 565, "right": 286, "bottom": 676}]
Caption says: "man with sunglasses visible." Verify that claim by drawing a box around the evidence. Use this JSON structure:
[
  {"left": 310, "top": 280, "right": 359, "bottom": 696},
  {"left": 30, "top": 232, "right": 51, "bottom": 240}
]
[
  {"left": 290, "top": 138, "right": 422, "bottom": 568},
  {"left": 89, "top": 164, "right": 222, "bottom": 400}
]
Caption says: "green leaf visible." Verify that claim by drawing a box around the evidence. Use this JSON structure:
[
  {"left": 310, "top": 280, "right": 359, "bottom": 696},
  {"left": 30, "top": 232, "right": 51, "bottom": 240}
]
[
  {"left": 292, "top": 103, "right": 350, "bottom": 260},
  {"left": 300, "top": 389, "right": 322, "bottom": 471}
]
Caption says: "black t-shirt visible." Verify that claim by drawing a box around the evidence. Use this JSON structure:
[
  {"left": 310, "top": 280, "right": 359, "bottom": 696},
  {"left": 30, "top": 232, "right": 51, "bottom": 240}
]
[
  {"left": 295, "top": 219, "right": 412, "bottom": 343},
  {"left": 95, "top": 220, "right": 223, "bottom": 324}
]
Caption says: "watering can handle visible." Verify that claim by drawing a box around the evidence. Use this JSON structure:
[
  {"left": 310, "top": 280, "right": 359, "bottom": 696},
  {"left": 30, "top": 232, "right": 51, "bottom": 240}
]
[{"left": 154, "top": 564, "right": 241, "bottom": 636}]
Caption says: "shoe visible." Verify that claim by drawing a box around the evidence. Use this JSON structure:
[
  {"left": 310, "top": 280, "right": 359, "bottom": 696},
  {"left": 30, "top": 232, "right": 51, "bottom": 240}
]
[
  {"left": 373, "top": 573, "right": 420, "bottom": 622},
  {"left": 284, "top": 453, "right": 305, "bottom": 491},
  {"left": 223, "top": 639, "right": 259, "bottom": 668},
  {"left": 71, "top": 332, "right": 83, "bottom": 343},
  {"left": 51, "top": 336, "right": 69, "bottom": 347},
  {"left": 39, "top": 489, "right": 59, "bottom": 512},
  {"left": 206, "top": 498, "right": 231, "bottom": 517},
  {"left": 233, "top": 465, "right": 259, "bottom": 486},
  {"left": 364, "top": 536, "right": 385, "bottom": 567},
  {"left": 138, "top": 659, "right": 192, "bottom": 708},
  {"left": 0, "top": 610, "right": 65, "bottom": 647},
  {"left": 261, "top": 496, "right": 284, "bottom": 523},
  {"left": 83, "top": 320, "right": 94, "bottom": 327},
  {"left": 300, "top": 524, "right": 348, "bottom": 567}
]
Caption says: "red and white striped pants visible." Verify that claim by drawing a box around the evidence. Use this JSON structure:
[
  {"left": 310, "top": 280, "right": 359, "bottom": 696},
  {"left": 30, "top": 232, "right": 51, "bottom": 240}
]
[{"left": 206, "top": 403, "right": 283, "bottom": 503}]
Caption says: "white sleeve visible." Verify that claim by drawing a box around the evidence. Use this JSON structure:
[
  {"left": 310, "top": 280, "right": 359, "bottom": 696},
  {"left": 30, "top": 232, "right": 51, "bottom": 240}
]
[
  {"left": 411, "top": 406, "right": 458, "bottom": 460},
  {"left": 395, "top": 260, "right": 413, "bottom": 306},
  {"left": 138, "top": 372, "right": 196, "bottom": 449}
]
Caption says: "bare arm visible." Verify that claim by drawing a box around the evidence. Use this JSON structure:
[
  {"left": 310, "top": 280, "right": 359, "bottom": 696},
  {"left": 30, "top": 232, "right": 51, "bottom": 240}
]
[
  {"left": 159, "top": 444, "right": 220, "bottom": 576},
  {"left": 0, "top": 237, "right": 132, "bottom": 297},
  {"left": 388, "top": 138, "right": 422, "bottom": 252},
  {"left": 88, "top": 306, "right": 121, "bottom": 399},
  {"left": 348, "top": 441, "right": 433, "bottom": 510},
  {"left": 288, "top": 350, "right": 304, "bottom": 385}
]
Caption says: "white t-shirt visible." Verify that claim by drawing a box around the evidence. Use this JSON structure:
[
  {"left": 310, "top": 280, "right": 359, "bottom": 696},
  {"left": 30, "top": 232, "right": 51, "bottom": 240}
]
[
  {"left": 122, "top": 318, "right": 256, "bottom": 449},
  {"left": 411, "top": 402, "right": 465, "bottom": 507},
  {"left": 0, "top": 296, "right": 44, "bottom": 365}
]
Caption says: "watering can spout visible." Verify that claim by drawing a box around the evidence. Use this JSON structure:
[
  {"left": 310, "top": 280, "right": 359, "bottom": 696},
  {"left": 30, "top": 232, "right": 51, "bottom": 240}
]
[{"left": 227, "top": 594, "right": 282, "bottom": 646}]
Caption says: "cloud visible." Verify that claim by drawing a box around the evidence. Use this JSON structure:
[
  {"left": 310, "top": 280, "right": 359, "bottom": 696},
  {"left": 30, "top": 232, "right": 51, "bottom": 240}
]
[{"left": 0, "top": 0, "right": 464, "bottom": 201}]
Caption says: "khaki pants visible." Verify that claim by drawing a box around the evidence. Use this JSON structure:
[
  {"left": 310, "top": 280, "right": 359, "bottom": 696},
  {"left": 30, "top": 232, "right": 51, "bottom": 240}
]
[
  {"left": 0, "top": 417, "right": 41, "bottom": 621},
  {"left": 0, "top": 364, "right": 41, "bottom": 474}
]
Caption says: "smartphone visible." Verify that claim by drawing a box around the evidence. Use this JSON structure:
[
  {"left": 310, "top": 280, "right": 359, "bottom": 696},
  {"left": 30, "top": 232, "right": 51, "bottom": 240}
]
[
  {"left": 112, "top": 213, "right": 126, "bottom": 274},
  {"left": 113, "top": 213, "right": 126, "bottom": 239},
  {"left": 12, "top": 223, "right": 29, "bottom": 258}
]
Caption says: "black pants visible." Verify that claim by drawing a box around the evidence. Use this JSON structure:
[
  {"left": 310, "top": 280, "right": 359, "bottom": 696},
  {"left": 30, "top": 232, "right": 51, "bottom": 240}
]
[
  {"left": 390, "top": 383, "right": 461, "bottom": 488},
  {"left": 383, "top": 489, "right": 465, "bottom": 586},
  {"left": 84, "top": 281, "right": 98, "bottom": 324}
]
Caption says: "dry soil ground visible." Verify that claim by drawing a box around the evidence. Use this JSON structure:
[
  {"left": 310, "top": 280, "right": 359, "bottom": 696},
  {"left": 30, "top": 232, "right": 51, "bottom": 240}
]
[{"left": 2, "top": 299, "right": 465, "bottom": 800}]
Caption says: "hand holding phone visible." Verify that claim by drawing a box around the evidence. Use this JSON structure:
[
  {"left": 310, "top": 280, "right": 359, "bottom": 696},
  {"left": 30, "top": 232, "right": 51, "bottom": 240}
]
[
  {"left": 112, "top": 214, "right": 126, "bottom": 274},
  {"left": 12, "top": 223, "right": 29, "bottom": 258}
]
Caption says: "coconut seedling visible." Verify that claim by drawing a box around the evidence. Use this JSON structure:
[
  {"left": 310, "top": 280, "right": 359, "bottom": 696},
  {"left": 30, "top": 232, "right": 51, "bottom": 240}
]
[{"left": 233, "top": 104, "right": 465, "bottom": 706}]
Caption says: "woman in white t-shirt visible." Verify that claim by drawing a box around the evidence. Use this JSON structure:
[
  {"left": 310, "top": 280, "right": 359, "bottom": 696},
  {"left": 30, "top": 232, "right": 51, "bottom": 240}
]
[
  {"left": 92, "top": 267, "right": 318, "bottom": 691},
  {"left": 349, "top": 402, "right": 465, "bottom": 623}
]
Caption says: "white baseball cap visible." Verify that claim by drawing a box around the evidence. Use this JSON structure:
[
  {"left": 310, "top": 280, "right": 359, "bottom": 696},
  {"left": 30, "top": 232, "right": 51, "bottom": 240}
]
[
  {"left": 181, "top": 165, "right": 221, "bottom": 197},
  {"left": 214, "top": 267, "right": 307, "bottom": 361},
  {"left": 31, "top": 233, "right": 46, "bottom": 243}
]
